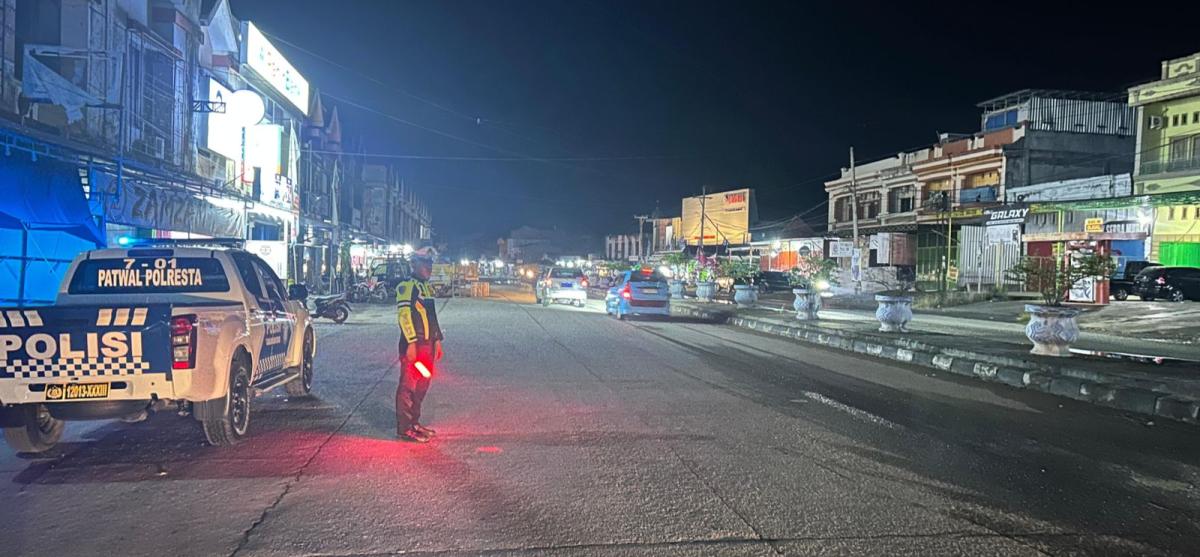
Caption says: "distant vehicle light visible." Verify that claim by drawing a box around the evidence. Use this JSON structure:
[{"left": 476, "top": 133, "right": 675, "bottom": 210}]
[
  {"left": 815, "top": 279, "right": 830, "bottom": 291},
  {"left": 658, "top": 265, "right": 672, "bottom": 278}
]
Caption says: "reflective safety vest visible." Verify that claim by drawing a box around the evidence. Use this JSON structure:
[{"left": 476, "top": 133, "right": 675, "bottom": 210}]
[{"left": 396, "top": 278, "right": 443, "bottom": 347}]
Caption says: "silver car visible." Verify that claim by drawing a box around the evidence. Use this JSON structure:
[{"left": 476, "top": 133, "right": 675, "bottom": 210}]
[{"left": 536, "top": 267, "right": 589, "bottom": 307}]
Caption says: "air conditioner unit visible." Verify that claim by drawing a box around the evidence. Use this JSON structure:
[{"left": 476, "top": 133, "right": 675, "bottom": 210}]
[{"left": 1148, "top": 115, "right": 1164, "bottom": 129}]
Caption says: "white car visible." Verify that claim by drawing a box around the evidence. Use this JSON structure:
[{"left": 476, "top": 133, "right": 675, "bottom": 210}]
[
  {"left": 536, "top": 267, "right": 590, "bottom": 307},
  {"left": 0, "top": 239, "right": 315, "bottom": 453}
]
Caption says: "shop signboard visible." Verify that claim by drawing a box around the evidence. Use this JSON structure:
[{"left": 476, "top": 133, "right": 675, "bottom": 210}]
[
  {"left": 680, "top": 188, "right": 755, "bottom": 246},
  {"left": 829, "top": 240, "right": 854, "bottom": 258},
  {"left": 246, "top": 240, "right": 288, "bottom": 280},
  {"left": 986, "top": 223, "right": 1021, "bottom": 244},
  {"left": 96, "top": 172, "right": 245, "bottom": 238},
  {"left": 1084, "top": 218, "right": 1104, "bottom": 233},
  {"left": 983, "top": 205, "right": 1029, "bottom": 226},
  {"left": 241, "top": 22, "right": 309, "bottom": 115}
]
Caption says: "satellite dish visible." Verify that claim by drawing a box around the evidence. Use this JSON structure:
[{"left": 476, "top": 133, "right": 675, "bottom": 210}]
[{"left": 227, "top": 89, "right": 265, "bottom": 126}]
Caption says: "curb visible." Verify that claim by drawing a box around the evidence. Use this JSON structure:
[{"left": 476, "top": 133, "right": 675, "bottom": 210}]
[{"left": 671, "top": 304, "right": 1200, "bottom": 425}]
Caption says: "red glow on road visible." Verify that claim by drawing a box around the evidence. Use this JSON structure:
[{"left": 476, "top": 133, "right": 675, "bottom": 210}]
[{"left": 475, "top": 446, "right": 503, "bottom": 454}]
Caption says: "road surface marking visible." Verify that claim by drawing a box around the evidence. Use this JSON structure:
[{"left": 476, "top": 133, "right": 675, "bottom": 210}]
[{"left": 800, "top": 391, "right": 900, "bottom": 429}]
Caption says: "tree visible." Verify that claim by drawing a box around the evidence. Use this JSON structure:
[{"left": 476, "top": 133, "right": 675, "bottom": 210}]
[{"left": 1005, "top": 254, "right": 1115, "bottom": 307}]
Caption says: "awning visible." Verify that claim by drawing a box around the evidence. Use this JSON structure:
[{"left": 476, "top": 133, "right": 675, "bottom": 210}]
[{"left": 0, "top": 156, "right": 103, "bottom": 244}]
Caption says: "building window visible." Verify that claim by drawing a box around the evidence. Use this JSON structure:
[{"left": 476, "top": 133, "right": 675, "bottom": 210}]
[
  {"left": 858, "top": 192, "right": 881, "bottom": 219},
  {"left": 888, "top": 186, "right": 915, "bottom": 213},
  {"left": 1173, "top": 115, "right": 1182, "bottom": 126},
  {"left": 964, "top": 171, "right": 1000, "bottom": 188},
  {"left": 1170, "top": 137, "right": 1190, "bottom": 162},
  {"left": 834, "top": 197, "right": 851, "bottom": 223},
  {"left": 1194, "top": 111, "right": 1200, "bottom": 124},
  {"left": 1168, "top": 206, "right": 1176, "bottom": 221}
]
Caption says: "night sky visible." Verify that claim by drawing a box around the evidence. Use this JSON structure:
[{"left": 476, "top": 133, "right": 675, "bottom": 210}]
[{"left": 235, "top": 0, "right": 1200, "bottom": 246}]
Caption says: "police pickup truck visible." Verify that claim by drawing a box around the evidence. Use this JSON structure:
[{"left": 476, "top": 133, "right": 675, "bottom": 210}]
[{"left": 0, "top": 239, "right": 316, "bottom": 453}]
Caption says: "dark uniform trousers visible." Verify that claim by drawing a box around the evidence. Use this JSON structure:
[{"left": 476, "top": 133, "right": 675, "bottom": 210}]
[{"left": 397, "top": 342, "right": 434, "bottom": 431}]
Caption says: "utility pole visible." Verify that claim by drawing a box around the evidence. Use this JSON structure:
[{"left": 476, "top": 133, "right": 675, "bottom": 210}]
[
  {"left": 634, "top": 214, "right": 651, "bottom": 262},
  {"left": 849, "top": 147, "right": 861, "bottom": 294},
  {"left": 698, "top": 186, "right": 707, "bottom": 259}
]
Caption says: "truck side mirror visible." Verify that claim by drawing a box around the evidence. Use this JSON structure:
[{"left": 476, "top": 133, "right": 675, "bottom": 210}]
[{"left": 288, "top": 284, "right": 309, "bottom": 301}]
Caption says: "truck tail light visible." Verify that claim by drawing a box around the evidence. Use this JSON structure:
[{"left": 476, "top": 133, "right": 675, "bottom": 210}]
[
  {"left": 621, "top": 284, "right": 632, "bottom": 299},
  {"left": 171, "top": 315, "right": 197, "bottom": 370}
]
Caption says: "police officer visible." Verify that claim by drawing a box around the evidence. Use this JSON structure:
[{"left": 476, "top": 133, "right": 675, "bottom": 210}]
[{"left": 395, "top": 247, "right": 444, "bottom": 442}]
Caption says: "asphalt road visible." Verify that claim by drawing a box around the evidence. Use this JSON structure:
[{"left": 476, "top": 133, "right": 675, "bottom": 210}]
[{"left": 2, "top": 286, "right": 1198, "bottom": 556}]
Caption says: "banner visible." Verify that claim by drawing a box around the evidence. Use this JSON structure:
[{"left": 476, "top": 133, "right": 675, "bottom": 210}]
[
  {"left": 96, "top": 172, "right": 245, "bottom": 238},
  {"left": 829, "top": 240, "right": 854, "bottom": 258},
  {"left": 680, "top": 188, "right": 755, "bottom": 246}
]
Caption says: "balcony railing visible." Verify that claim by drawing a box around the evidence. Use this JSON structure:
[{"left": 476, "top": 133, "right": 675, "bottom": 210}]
[{"left": 1140, "top": 157, "right": 1200, "bottom": 176}]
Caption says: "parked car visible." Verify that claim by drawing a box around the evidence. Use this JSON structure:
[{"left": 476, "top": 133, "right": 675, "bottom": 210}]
[
  {"left": 1110, "top": 260, "right": 1160, "bottom": 301},
  {"left": 605, "top": 268, "right": 670, "bottom": 320},
  {"left": 536, "top": 267, "right": 589, "bottom": 307},
  {"left": 756, "top": 270, "right": 792, "bottom": 293},
  {"left": 1133, "top": 266, "right": 1200, "bottom": 302}
]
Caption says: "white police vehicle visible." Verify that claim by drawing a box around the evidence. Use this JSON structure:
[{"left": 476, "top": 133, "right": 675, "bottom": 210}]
[{"left": 0, "top": 239, "right": 316, "bottom": 453}]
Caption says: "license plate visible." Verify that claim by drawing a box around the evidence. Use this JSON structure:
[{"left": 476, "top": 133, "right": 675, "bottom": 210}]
[
  {"left": 641, "top": 288, "right": 658, "bottom": 294},
  {"left": 46, "top": 383, "right": 110, "bottom": 401},
  {"left": 560, "top": 282, "right": 574, "bottom": 288}
]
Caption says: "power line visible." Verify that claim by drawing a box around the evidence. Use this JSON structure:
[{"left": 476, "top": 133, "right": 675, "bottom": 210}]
[
  {"left": 261, "top": 28, "right": 480, "bottom": 125},
  {"left": 299, "top": 148, "right": 694, "bottom": 162}
]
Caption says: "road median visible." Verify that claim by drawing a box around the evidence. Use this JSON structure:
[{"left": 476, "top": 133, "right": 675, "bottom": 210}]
[{"left": 672, "top": 300, "right": 1200, "bottom": 425}]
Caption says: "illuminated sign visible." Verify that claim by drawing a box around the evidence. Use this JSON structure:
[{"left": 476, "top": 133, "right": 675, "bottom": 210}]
[
  {"left": 206, "top": 79, "right": 241, "bottom": 160},
  {"left": 1084, "top": 218, "right": 1104, "bottom": 233},
  {"left": 242, "top": 21, "right": 309, "bottom": 115},
  {"left": 245, "top": 124, "right": 282, "bottom": 174}
]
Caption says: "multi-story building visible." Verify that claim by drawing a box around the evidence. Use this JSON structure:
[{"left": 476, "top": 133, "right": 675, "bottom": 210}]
[
  {"left": 826, "top": 90, "right": 1134, "bottom": 289},
  {"left": 1128, "top": 50, "right": 1200, "bottom": 266},
  {"left": 0, "top": 0, "right": 432, "bottom": 303},
  {"left": 605, "top": 233, "right": 642, "bottom": 262}
]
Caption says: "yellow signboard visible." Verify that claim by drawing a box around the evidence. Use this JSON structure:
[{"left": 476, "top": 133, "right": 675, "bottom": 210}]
[
  {"left": 947, "top": 266, "right": 960, "bottom": 282},
  {"left": 680, "top": 188, "right": 755, "bottom": 246},
  {"left": 1084, "top": 218, "right": 1104, "bottom": 233}
]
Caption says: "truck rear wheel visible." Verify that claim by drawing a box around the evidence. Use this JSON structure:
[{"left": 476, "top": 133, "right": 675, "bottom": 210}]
[
  {"left": 285, "top": 329, "right": 315, "bottom": 398},
  {"left": 202, "top": 359, "right": 252, "bottom": 446},
  {"left": 3, "top": 404, "right": 64, "bottom": 454}
]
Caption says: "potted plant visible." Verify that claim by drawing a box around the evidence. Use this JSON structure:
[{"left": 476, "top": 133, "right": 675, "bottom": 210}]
[
  {"left": 1005, "top": 253, "right": 1115, "bottom": 357},
  {"left": 721, "top": 258, "right": 760, "bottom": 308},
  {"left": 873, "top": 274, "right": 917, "bottom": 333},
  {"left": 695, "top": 264, "right": 718, "bottom": 302},
  {"left": 662, "top": 252, "right": 690, "bottom": 299},
  {"left": 788, "top": 255, "right": 839, "bottom": 320}
]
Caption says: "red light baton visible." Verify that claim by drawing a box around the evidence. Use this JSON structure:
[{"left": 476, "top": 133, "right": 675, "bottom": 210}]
[{"left": 413, "top": 361, "right": 432, "bottom": 379}]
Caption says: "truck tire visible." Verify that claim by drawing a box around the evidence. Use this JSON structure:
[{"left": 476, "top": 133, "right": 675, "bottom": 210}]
[
  {"left": 202, "top": 358, "right": 252, "bottom": 446},
  {"left": 2, "top": 404, "right": 64, "bottom": 454},
  {"left": 285, "top": 329, "right": 315, "bottom": 398},
  {"left": 1112, "top": 287, "right": 1128, "bottom": 301}
]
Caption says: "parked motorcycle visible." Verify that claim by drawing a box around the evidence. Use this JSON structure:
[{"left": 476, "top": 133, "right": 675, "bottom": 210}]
[{"left": 311, "top": 291, "right": 352, "bottom": 324}]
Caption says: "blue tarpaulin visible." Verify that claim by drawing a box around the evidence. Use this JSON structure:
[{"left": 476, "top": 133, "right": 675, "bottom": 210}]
[{"left": 0, "top": 156, "right": 104, "bottom": 305}]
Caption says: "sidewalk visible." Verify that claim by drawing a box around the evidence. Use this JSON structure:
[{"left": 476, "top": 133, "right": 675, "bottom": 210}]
[{"left": 671, "top": 299, "right": 1200, "bottom": 424}]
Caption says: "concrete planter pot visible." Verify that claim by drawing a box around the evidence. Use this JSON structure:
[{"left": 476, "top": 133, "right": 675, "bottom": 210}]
[
  {"left": 732, "top": 284, "right": 758, "bottom": 308},
  {"left": 668, "top": 280, "right": 685, "bottom": 299},
  {"left": 695, "top": 281, "right": 717, "bottom": 302},
  {"left": 1024, "top": 304, "right": 1081, "bottom": 357},
  {"left": 792, "top": 288, "right": 821, "bottom": 320},
  {"left": 874, "top": 294, "right": 914, "bottom": 332}
]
